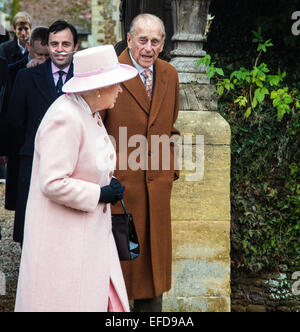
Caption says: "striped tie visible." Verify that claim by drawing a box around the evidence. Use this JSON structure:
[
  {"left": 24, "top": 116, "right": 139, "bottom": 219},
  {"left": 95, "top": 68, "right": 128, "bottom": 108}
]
[{"left": 141, "top": 69, "right": 153, "bottom": 100}]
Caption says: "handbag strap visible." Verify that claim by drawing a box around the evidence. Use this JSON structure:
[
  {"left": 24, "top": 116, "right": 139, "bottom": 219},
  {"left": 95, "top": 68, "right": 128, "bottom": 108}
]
[{"left": 120, "top": 199, "right": 129, "bottom": 215}]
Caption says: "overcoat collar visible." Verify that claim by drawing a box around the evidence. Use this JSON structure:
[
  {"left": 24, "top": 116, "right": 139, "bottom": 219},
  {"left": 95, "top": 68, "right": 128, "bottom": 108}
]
[
  {"left": 119, "top": 49, "right": 168, "bottom": 124},
  {"left": 32, "top": 59, "right": 74, "bottom": 103}
]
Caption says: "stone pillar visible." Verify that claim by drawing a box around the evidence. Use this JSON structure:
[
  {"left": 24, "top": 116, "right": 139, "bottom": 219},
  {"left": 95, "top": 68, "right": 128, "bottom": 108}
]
[
  {"left": 163, "top": 0, "right": 231, "bottom": 312},
  {"left": 83, "top": 0, "right": 122, "bottom": 48}
]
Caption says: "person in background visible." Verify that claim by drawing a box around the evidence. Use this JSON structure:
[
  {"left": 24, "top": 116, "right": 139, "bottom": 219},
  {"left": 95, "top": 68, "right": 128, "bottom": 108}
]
[
  {"left": 0, "top": 12, "right": 32, "bottom": 65},
  {"left": 0, "top": 24, "right": 9, "bottom": 45},
  {"left": 2, "top": 26, "right": 49, "bottom": 215},
  {"left": 101, "top": 14, "right": 180, "bottom": 312},
  {"left": 0, "top": 12, "right": 32, "bottom": 190},
  {"left": 0, "top": 56, "right": 8, "bottom": 154},
  {"left": 15, "top": 44, "right": 137, "bottom": 312},
  {"left": 8, "top": 26, "right": 49, "bottom": 85},
  {"left": 6, "top": 21, "right": 78, "bottom": 246},
  {"left": 0, "top": 56, "right": 9, "bottom": 184}
]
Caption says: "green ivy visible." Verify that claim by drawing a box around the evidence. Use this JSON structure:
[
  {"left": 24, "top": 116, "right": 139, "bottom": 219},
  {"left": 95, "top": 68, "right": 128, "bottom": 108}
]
[
  {"left": 199, "top": 28, "right": 300, "bottom": 272},
  {"left": 198, "top": 28, "right": 300, "bottom": 121}
]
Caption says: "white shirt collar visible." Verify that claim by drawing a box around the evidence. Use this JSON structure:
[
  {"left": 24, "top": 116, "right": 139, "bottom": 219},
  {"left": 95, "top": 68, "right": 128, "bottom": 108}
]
[
  {"left": 129, "top": 51, "right": 153, "bottom": 74},
  {"left": 17, "top": 39, "right": 27, "bottom": 55}
]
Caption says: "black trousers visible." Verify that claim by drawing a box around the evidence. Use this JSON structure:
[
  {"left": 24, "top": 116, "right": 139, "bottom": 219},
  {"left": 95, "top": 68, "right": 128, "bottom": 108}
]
[
  {"left": 13, "top": 156, "right": 32, "bottom": 244},
  {"left": 133, "top": 295, "right": 163, "bottom": 312}
]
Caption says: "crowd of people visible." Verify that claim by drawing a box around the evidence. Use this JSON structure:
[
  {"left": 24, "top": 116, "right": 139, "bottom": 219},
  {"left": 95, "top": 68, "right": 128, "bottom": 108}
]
[{"left": 0, "top": 11, "right": 180, "bottom": 312}]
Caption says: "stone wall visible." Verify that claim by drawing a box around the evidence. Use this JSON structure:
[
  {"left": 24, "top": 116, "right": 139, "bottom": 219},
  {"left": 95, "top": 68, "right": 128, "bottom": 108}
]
[
  {"left": 163, "top": 83, "right": 231, "bottom": 312},
  {"left": 84, "top": 0, "right": 121, "bottom": 47},
  {"left": 231, "top": 270, "right": 300, "bottom": 312}
]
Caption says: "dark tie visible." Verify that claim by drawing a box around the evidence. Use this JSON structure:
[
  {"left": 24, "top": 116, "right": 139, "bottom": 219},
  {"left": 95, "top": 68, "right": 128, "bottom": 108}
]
[{"left": 56, "top": 70, "right": 65, "bottom": 96}]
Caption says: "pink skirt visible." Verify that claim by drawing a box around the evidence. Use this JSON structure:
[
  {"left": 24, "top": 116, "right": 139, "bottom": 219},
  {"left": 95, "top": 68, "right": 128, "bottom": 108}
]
[{"left": 108, "top": 280, "right": 126, "bottom": 312}]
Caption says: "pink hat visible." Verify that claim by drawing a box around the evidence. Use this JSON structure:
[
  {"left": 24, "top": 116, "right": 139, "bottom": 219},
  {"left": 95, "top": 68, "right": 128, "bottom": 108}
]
[{"left": 62, "top": 45, "right": 138, "bottom": 93}]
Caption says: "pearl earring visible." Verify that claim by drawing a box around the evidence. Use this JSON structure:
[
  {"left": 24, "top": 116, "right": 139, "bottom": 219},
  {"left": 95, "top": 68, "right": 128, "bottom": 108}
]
[{"left": 97, "top": 91, "right": 101, "bottom": 98}]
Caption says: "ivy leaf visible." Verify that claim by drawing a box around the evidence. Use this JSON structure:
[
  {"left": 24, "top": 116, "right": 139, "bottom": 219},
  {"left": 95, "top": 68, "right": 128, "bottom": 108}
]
[
  {"left": 283, "top": 95, "right": 293, "bottom": 104},
  {"left": 197, "top": 54, "right": 211, "bottom": 67},
  {"left": 252, "top": 96, "right": 258, "bottom": 108},
  {"left": 268, "top": 76, "right": 281, "bottom": 87},
  {"left": 270, "top": 90, "right": 278, "bottom": 99},
  {"left": 234, "top": 96, "right": 248, "bottom": 107},
  {"left": 207, "top": 66, "right": 216, "bottom": 79},
  {"left": 217, "top": 85, "right": 224, "bottom": 96},
  {"left": 254, "top": 87, "right": 269, "bottom": 104},
  {"left": 244, "top": 107, "right": 252, "bottom": 118},
  {"left": 215, "top": 67, "right": 224, "bottom": 76}
]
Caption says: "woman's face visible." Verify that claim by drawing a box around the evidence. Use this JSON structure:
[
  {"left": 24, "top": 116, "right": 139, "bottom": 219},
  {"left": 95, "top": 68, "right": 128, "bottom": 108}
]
[{"left": 99, "top": 84, "right": 123, "bottom": 110}]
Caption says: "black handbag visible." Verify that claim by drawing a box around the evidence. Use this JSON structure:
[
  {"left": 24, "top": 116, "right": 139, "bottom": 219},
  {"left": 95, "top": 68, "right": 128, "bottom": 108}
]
[{"left": 112, "top": 200, "right": 140, "bottom": 261}]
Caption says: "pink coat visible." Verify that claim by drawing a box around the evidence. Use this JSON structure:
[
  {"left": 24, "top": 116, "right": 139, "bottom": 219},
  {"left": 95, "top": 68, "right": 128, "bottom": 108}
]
[{"left": 14, "top": 95, "right": 129, "bottom": 312}]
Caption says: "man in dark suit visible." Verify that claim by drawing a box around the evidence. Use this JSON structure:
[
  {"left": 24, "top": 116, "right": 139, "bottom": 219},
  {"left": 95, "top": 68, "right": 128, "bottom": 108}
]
[
  {"left": 0, "top": 12, "right": 32, "bottom": 160},
  {"left": 0, "top": 25, "right": 9, "bottom": 45},
  {"left": 7, "top": 21, "right": 78, "bottom": 245},
  {"left": 0, "top": 57, "right": 8, "bottom": 172},
  {"left": 3, "top": 26, "right": 49, "bottom": 212},
  {"left": 8, "top": 26, "right": 49, "bottom": 90},
  {"left": 0, "top": 56, "right": 8, "bottom": 124},
  {"left": 0, "top": 12, "right": 31, "bottom": 65},
  {"left": 0, "top": 12, "right": 31, "bottom": 189}
]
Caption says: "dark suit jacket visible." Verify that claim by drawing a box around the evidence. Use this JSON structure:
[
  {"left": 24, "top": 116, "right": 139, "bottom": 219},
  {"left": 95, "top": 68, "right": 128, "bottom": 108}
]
[
  {"left": 7, "top": 59, "right": 73, "bottom": 242},
  {"left": 0, "top": 40, "right": 28, "bottom": 155},
  {"left": 2, "top": 56, "right": 28, "bottom": 210},
  {"left": 0, "top": 56, "right": 9, "bottom": 155},
  {"left": 0, "top": 28, "right": 9, "bottom": 45},
  {"left": 8, "top": 55, "right": 28, "bottom": 89},
  {"left": 0, "top": 38, "right": 28, "bottom": 65}
]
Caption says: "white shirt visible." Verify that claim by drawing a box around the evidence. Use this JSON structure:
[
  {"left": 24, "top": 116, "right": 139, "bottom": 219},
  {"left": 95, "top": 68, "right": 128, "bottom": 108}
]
[{"left": 17, "top": 39, "right": 27, "bottom": 55}]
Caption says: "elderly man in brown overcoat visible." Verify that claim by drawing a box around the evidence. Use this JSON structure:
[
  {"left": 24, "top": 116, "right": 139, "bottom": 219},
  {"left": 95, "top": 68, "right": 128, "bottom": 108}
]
[{"left": 102, "top": 13, "right": 180, "bottom": 312}]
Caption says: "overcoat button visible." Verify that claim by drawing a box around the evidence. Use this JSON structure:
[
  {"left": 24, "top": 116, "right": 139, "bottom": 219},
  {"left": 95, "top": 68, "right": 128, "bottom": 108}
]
[
  {"left": 97, "top": 120, "right": 102, "bottom": 127},
  {"left": 104, "top": 136, "right": 109, "bottom": 143},
  {"left": 103, "top": 205, "right": 107, "bottom": 213}
]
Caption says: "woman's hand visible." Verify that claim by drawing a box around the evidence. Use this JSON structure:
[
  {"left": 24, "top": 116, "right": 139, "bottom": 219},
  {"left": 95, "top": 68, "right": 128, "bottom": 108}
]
[{"left": 99, "top": 178, "right": 125, "bottom": 205}]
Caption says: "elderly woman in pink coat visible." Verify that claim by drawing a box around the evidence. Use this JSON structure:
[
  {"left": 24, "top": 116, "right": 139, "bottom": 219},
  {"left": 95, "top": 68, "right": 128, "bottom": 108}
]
[{"left": 14, "top": 45, "right": 138, "bottom": 312}]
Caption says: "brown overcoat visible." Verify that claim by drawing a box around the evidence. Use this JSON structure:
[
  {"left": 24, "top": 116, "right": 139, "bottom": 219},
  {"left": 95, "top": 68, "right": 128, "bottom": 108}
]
[{"left": 102, "top": 49, "right": 180, "bottom": 299}]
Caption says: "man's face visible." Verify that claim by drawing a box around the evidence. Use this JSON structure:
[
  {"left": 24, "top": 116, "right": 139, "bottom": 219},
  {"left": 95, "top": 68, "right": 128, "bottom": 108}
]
[
  {"left": 48, "top": 28, "right": 78, "bottom": 69},
  {"left": 15, "top": 23, "right": 31, "bottom": 46},
  {"left": 28, "top": 40, "right": 49, "bottom": 62},
  {"left": 127, "top": 20, "right": 164, "bottom": 68}
]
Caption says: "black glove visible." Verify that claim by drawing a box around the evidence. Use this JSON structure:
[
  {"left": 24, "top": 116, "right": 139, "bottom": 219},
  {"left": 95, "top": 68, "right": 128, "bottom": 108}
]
[{"left": 99, "top": 178, "right": 125, "bottom": 205}]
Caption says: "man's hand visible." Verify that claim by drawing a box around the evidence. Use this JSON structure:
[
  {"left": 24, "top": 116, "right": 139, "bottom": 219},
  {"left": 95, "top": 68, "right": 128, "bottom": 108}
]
[{"left": 26, "top": 58, "right": 44, "bottom": 68}]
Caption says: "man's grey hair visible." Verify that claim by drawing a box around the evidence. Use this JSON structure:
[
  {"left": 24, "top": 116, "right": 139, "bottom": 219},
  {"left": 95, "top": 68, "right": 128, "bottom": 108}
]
[{"left": 129, "top": 14, "right": 166, "bottom": 40}]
